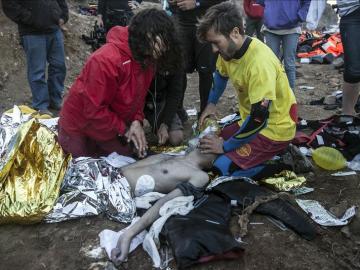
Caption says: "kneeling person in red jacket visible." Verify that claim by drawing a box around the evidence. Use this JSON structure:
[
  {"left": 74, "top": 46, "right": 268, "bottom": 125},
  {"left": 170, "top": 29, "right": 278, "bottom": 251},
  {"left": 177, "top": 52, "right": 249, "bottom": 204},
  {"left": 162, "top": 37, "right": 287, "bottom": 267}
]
[{"left": 58, "top": 9, "right": 182, "bottom": 158}]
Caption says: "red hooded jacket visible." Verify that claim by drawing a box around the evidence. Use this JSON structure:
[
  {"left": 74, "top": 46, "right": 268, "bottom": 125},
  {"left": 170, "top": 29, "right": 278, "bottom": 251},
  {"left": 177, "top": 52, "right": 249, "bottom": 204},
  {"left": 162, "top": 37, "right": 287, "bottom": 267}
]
[{"left": 59, "top": 26, "right": 154, "bottom": 141}]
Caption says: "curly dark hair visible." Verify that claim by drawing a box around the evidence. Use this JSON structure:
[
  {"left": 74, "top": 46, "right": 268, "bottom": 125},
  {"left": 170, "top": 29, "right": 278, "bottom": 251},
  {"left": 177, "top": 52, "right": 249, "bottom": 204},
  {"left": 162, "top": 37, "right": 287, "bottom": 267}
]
[{"left": 128, "top": 8, "right": 183, "bottom": 73}]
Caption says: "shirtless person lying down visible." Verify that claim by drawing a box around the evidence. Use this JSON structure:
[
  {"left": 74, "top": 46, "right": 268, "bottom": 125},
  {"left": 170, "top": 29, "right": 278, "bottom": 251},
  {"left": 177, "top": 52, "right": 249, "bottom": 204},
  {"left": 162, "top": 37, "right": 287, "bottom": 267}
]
[{"left": 111, "top": 149, "right": 217, "bottom": 265}]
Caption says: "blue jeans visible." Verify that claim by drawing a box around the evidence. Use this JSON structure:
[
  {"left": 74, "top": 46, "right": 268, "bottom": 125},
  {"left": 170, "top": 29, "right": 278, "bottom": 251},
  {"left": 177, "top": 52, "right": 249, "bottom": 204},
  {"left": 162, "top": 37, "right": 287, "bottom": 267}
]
[
  {"left": 22, "top": 29, "right": 66, "bottom": 110},
  {"left": 264, "top": 32, "right": 299, "bottom": 89}
]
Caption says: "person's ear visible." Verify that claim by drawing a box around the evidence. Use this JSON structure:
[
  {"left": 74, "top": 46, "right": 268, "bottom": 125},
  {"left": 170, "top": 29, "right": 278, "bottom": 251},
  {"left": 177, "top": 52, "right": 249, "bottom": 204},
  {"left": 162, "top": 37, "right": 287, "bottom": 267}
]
[{"left": 230, "top": 27, "right": 240, "bottom": 39}]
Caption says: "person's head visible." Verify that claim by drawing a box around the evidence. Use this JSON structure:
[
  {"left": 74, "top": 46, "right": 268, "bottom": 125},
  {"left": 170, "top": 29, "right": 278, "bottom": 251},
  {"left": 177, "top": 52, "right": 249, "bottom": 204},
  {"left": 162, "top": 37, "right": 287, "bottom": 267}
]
[
  {"left": 197, "top": 2, "right": 245, "bottom": 61},
  {"left": 128, "top": 8, "right": 183, "bottom": 72}
]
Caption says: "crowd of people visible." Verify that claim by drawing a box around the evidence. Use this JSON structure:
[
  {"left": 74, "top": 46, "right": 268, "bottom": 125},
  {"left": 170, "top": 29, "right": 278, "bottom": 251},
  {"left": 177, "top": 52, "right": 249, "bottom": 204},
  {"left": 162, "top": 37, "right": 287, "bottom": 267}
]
[{"left": 2, "top": 0, "right": 360, "bottom": 266}]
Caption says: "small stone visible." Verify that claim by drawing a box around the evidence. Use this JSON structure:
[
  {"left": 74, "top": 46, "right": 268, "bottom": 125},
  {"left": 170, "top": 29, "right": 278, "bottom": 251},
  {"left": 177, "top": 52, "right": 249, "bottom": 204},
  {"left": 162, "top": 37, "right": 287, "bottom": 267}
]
[
  {"left": 341, "top": 226, "right": 351, "bottom": 239},
  {"left": 63, "top": 235, "right": 71, "bottom": 241}
]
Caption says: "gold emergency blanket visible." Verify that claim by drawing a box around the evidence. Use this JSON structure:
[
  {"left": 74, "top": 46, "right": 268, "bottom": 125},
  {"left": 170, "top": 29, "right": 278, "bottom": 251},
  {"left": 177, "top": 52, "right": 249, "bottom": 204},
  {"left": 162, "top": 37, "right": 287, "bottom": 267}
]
[
  {"left": 0, "top": 119, "right": 70, "bottom": 224},
  {"left": 261, "top": 170, "right": 306, "bottom": 192}
]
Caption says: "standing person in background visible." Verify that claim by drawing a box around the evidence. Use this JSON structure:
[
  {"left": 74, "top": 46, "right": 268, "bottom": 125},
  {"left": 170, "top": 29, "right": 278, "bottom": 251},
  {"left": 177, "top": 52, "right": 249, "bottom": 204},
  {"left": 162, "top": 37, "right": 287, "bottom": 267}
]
[
  {"left": 97, "top": 0, "right": 142, "bottom": 32},
  {"left": 168, "top": 0, "right": 225, "bottom": 120},
  {"left": 338, "top": 0, "right": 360, "bottom": 115},
  {"left": 2, "top": 0, "right": 68, "bottom": 116},
  {"left": 58, "top": 9, "right": 182, "bottom": 158},
  {"left": 258, "top": 0, "right": 311, "bottom": 90},
  {"left": 243, "top": 0, "right": 264, "bottom": 42}
]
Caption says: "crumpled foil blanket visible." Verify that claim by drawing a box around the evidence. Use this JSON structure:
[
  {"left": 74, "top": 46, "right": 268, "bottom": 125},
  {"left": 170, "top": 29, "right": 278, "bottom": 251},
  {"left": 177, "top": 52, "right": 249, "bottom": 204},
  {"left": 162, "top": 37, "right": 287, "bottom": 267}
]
[{"left": 45, "top": 157, "right": 136, "bottom": 223}]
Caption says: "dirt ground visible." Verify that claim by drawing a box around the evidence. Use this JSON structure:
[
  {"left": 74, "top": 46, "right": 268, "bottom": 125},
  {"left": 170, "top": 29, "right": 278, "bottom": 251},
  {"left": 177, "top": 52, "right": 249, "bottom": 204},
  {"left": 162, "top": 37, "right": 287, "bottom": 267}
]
[{"left": 0, "top": 1, "right": 359, "bottom": 270}]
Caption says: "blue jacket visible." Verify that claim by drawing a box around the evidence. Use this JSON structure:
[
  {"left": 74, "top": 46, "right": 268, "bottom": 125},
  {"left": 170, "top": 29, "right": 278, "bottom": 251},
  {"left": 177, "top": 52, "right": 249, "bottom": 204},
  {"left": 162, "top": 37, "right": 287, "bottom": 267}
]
[{"left": 257, "top": 0, "right": 311, "bottom": 30}]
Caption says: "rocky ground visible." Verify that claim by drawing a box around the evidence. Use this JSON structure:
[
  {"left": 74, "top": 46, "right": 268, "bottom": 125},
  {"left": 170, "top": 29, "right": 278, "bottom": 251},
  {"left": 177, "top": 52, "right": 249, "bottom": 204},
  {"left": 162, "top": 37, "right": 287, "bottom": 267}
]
[{"left": 0, "top": 1, "right": 359, "bottom": 270}]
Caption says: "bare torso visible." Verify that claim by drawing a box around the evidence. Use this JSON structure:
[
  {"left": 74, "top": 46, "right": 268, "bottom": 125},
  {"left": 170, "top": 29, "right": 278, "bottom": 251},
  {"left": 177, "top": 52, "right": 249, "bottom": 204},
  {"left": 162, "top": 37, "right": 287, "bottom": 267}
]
[{"left": 122, "top": 154, "right": 206, "bottom": 194}]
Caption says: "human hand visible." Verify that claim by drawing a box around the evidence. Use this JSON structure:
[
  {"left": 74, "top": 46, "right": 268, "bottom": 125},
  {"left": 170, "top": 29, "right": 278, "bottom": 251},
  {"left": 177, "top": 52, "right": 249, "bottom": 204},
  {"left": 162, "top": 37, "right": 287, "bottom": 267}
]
[
  {"left": 199, "top": 135, "right": 224, "bottom": 154},
  {"left": 125, "top": 120, "right": 148, "bottom": 158},
  {"left": 128, "top": 1, "right": 141, "bottom": 10},
  {"left": 177, "top": 0, "right": 196, "bottom": 10},
  {"left": 111, "top": 233, "right": 131, "bottom": 266},
  {"left": 199, "top": 103, "right": 217, "bottom": 127},
  {"left": 157, "top": 123, "right": 169, "bottom": 145},
  {"left": 97, "top": 15, "right": 104, "bottom": 28},
  {"left": 58, "top": 18, "right": 64, "bottom": 26}
]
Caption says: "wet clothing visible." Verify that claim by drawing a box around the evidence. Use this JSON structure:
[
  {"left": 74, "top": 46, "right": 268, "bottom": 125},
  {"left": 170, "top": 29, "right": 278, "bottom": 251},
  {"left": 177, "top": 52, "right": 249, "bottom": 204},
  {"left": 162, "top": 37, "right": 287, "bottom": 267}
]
[
  {"left": 59, "top": 26, "right": 154, "bottom": 156},
  {"left": 162, "top": 194, "right": 244, "bottom": 269},
  {"left": 2, "top": 0, "right": 69, "bottom": 36},
  {"left": 212, "top": 180, "right": 317, "bottom": 240}
]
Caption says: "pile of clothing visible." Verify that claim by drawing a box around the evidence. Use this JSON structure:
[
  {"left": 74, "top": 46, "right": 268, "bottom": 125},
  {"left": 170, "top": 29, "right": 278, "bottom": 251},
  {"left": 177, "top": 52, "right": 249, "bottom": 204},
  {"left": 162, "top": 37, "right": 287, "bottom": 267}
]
[{"left": 297, "top": 31, "right": 343, "bottom": 64}]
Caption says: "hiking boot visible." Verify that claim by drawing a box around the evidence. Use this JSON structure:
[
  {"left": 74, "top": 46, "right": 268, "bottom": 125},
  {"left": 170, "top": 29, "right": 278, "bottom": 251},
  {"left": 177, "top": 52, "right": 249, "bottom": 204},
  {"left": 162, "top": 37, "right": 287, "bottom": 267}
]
[
  {"left": 282, "top": 144, "right": 314, "bottom": 174},
  {"left": 38, "top": 109, "right": 54, "bottom": 117}
]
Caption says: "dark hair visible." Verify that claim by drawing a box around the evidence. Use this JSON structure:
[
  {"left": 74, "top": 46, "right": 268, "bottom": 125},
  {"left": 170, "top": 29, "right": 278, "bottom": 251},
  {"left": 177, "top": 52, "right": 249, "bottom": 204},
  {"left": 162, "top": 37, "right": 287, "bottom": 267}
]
[
  {"left": 197, "top": 1, "right": 244, "bottom": 43},
  {"left": 128, "top": 8, "right": 183, "bottom": 73}
]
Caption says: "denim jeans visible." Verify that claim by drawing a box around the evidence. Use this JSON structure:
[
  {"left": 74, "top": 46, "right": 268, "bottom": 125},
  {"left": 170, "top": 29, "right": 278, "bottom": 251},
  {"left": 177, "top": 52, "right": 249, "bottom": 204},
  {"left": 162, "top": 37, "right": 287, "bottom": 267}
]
[
  {"left": 264, "top": 32, "right": 299, "bottom": 89},
  {"left": 22, "top": 29, "right": 66, "bottom": 110}
]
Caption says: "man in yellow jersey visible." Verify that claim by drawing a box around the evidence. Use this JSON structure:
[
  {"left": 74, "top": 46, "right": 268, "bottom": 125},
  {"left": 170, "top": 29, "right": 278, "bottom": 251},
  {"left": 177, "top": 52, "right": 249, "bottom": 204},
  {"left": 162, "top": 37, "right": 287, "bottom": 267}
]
[{"left": 197, "top": 1, "right": 297, "bottom": 178}]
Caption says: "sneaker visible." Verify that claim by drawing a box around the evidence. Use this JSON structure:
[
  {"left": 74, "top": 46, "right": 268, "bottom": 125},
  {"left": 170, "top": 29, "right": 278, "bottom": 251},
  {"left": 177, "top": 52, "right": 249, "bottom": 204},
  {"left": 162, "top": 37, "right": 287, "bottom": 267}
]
[
  {"left": 282, "top": 144, "right": 313, "bottom": 173},
  {"left": 38, "top": 109, "right": 54, "bottom": 117}
]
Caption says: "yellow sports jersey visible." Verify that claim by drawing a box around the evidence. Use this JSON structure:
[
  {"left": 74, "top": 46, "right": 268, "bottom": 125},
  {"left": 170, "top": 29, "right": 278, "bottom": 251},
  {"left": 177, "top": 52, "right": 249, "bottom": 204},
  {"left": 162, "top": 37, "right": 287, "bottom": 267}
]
[{"left": 216, "top": 38, "right": 297, "bottom": 142}]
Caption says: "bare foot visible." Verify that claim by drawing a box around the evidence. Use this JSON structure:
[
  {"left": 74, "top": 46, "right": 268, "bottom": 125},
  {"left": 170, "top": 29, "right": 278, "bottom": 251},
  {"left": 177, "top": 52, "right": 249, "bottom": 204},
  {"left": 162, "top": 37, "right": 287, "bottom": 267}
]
[{"left": 110, "top": 232, "right": 132, "bottom": 265}]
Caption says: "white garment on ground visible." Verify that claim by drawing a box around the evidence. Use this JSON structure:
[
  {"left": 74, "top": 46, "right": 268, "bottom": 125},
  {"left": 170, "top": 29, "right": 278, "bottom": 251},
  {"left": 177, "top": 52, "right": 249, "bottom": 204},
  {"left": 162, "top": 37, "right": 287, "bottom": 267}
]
[
  {"left": 99, "top": 217, "right": 147, "bottom": 259},
  {"left": 143, "top": 196, "right": 194, "bottom": 268},
  {"left": 135, "top": 192, "right": 166, "bottom": 209}
]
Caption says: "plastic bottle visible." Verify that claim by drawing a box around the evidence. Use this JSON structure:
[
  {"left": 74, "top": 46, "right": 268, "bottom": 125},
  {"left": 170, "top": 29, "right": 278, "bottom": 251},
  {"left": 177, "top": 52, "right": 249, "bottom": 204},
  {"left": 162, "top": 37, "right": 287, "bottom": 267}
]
[{"left": 312, "top": 146, "right": 347, "bottom": 170}]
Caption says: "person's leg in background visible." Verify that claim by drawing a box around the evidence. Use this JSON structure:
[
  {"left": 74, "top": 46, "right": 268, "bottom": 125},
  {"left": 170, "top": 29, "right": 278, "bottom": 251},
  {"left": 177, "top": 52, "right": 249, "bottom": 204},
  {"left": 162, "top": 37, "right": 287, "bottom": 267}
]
[
  {"left": 47, "top": 29, "right": 66, "bottom": 110},
  {"left": 245, "top": 16, "right": 257, "bottom": 38},
  {"left": 22, "top": 34, "right": 50, "bottom": 112},
  {"left": 340, "top": 9, "right": 360, "bottom": 115},
  {"left": 255, "top": 19, "right": 264, "bottom": 42},
  {"left": 264, "top": 31, "right": 282, "bottom": 58},
  {"left": 167, "top": 113, "right": 184, "bottom": 146},
  {"left": 177, "top": 25, "right": 195, "bottom": 122},
  {"left": 195, "top": 39, "right": 216, "bottom": 113},
  {"left": 281, "top": 33, "right": 300, "bottom": 90}
]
